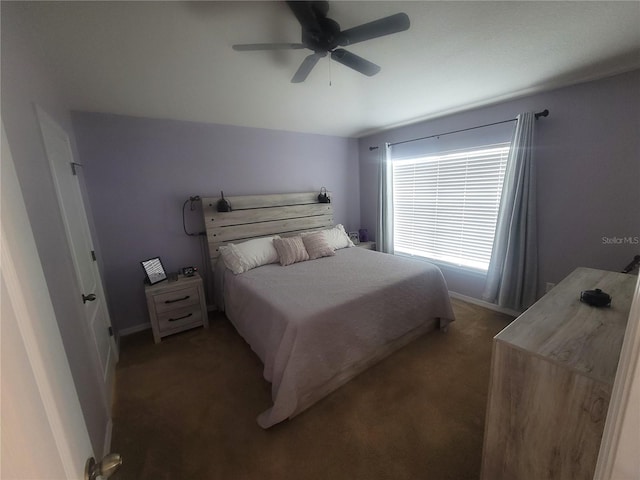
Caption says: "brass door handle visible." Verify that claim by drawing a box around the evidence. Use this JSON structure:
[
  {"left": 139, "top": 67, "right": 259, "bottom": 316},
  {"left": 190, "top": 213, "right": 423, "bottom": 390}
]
[{"left": 85, "top": 453, "right": 122, "bottom": 480}]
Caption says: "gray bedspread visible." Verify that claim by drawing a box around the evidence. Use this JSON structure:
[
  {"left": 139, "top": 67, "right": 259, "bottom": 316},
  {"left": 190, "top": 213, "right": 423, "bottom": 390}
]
[{"left": 223, "top": 247, "right": 455, "bottom": 428}]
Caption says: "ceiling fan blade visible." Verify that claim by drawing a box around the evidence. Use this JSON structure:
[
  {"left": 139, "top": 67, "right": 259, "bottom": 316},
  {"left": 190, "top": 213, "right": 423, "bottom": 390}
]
[
  {"left": 331, "top": 49, "right": 380, "bottom": 77},
  {"left": 338, "top": 12, "right": 410, "bottom": 46},
  {"left": 291, "top": 53, "right": 323, "bottom": 83},
  {"left": 286, "top": 1, "right": 324, "bottom": 34},
  {"left": 232, "top": 43, "right": 306, "bottom": 51}
]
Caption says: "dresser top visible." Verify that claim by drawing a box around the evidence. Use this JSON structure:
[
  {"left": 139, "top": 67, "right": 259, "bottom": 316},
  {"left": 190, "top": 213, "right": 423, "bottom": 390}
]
[{"left": 495, "top": 267, "right": 637, "bottom": 384}]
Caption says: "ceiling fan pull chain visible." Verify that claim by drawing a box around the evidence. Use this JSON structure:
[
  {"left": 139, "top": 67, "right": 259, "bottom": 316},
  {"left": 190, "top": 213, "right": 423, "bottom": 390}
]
[{"left": 329, "top": 56, "right": 332, "bottom": 86}]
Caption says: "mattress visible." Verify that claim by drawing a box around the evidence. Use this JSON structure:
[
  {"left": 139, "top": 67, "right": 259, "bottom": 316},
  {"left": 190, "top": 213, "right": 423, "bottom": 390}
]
[{"left": 222, "top": 246, "right": 455, "bottom": 428}]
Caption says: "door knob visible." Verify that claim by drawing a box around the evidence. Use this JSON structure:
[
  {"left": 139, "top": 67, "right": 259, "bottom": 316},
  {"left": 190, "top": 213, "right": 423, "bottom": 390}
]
[
  {"left": 82, "top": 293, "right": 97, "bottom": 303},
  {"left": 85, "top": 453, "right": 122, "bottom": 480}
]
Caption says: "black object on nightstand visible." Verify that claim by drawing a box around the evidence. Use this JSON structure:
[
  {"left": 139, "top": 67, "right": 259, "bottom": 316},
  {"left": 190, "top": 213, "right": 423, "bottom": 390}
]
[{"left": 182, "top": 266, "right": 198, "bottom": 277}]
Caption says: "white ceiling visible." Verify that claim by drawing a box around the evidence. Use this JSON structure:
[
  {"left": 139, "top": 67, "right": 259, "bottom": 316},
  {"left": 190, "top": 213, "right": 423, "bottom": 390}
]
[{"left": 18, "top": 1, "right": 640, "bottom": 138}]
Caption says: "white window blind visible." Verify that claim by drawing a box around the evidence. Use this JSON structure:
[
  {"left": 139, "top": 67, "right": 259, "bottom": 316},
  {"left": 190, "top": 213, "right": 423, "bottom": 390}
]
[{"left": 392, "top": 143, "right": 510, "bottom": 271}]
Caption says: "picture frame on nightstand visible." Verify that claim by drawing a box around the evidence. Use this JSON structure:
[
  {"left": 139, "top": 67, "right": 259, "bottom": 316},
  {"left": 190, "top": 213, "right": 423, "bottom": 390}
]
[
  {"left": 348, "top": 232, "right": 360, "bottom": 245},
  {"left": 141, "top": 256, "right": 167, "bottom": 285}
]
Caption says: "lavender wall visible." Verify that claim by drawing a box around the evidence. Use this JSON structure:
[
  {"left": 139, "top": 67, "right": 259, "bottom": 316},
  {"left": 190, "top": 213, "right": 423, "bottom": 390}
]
[
  {"left": 359, "top": 70, "right": 640, "bottom": 304},
  {"left": 1, "top": 2, "right": 111, "bottom": 456},
  {"left": 71, "top": 112, "right": 360, "bottom": 333}
]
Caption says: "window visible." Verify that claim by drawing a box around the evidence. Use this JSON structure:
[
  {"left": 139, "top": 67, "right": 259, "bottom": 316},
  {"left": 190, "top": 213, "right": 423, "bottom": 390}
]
[{"left": 392, "top": 143, "right": 509, "bottom": 271}]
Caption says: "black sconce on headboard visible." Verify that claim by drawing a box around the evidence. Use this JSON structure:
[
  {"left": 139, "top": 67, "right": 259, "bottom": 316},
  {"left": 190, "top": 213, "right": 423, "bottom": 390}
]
[
  {"left": 318, "top": 187, "right": 330, "bottom": 203},
  {"left": 216, "top": 191, "right": 232, "bottom": 212}
]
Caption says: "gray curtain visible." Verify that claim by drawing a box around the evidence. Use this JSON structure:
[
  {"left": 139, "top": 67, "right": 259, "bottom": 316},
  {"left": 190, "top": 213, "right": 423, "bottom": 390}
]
[
  {"left": 483, "top": 112, "right": 538, "bottom": 311},
  {"left": 376, "top": 143, "right": 394, "bottom": 253}
]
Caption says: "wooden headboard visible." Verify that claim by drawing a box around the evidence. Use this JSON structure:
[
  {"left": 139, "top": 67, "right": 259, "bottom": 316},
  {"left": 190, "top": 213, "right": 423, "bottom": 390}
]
[{"left": 201, "top": 192, "right": 333, "bottom": 269}]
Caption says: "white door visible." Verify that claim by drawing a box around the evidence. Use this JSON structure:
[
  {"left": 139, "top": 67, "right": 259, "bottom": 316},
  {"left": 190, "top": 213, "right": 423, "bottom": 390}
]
[
  {"left": 36, "top": 106, "right": 118, "bottom": 406},
  {"left": 1, "top": 121, "right": 93, "bottom": 478}
]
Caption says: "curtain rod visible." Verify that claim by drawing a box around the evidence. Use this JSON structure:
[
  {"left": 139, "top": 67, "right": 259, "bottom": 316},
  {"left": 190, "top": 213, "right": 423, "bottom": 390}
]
[{"left": 369, "top": 109, "right": 549, "bottom": 151}]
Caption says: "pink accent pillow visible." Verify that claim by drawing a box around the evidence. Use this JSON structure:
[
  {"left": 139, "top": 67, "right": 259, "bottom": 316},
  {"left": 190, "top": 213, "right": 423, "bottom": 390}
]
[
  {"left": 273, "top": 236, "right": 309, "bottom": 266},
  {"left": 302, "top": 232, "right": 335, "bottom": 260}
]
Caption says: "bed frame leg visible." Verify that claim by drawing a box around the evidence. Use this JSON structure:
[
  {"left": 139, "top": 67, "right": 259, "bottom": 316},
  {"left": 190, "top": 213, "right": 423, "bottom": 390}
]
[{"left": 438, "top": 318, "right": 449, "bottom": 333}]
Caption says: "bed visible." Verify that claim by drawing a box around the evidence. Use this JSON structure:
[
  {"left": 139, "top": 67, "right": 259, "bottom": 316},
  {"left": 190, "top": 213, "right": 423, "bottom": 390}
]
[{"left": 202, "top": 192, "right": 455, "bottom": 428}]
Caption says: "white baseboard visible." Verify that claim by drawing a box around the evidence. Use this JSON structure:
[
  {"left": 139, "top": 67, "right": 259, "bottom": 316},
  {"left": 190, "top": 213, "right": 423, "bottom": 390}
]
[
  {"left": 118, "top": 323, "right": 151, "bottom": 336},
  {"left": 448, "top": 291, "right": 520, "bottom": 317}
]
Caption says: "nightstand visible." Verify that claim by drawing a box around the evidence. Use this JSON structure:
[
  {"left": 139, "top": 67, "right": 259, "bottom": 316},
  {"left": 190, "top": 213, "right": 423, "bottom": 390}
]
[
  {"left": 144, "top": 273, "right": 208, "bottom": 343},
  {"left": 357, "top": 241, "right": 376, "bottom": 250}
]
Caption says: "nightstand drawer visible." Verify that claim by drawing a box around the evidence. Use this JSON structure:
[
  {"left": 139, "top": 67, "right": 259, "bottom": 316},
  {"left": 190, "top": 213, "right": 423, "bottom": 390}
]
[
  {"left": 157, "top": 305, "right": 203, "bottom": 333},
  {"left": 153, "top": 286, "right": 200, "bottom": 314}
]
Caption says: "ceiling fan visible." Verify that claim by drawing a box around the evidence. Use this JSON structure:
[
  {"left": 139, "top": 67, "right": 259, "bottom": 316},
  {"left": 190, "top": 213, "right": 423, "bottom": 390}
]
[{"left": 232, "top": 1, "right": 410, "bottom": 83}]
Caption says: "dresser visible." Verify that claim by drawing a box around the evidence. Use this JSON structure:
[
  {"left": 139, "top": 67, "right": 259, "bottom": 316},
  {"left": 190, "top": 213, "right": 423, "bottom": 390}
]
[
  {"left": 480, "top": 267, "right": 636, "bottom": 480},
  {"left": 144, "top": 273, "right": 209, "bottom": 343}
]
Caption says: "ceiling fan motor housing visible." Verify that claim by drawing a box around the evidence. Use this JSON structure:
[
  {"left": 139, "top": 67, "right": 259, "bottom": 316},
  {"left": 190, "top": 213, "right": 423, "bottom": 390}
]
[{"left": 302, "top": 17, "right": 341, "bottom": 52}]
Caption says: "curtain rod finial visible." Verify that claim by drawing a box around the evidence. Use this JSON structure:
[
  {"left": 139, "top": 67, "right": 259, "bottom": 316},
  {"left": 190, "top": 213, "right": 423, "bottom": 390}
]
[
  {"left": 535, "top": 109, "right": 549, "bottom": 119},
  {"left": 369, "top": 146, "right": 379, "bottom": 151}
]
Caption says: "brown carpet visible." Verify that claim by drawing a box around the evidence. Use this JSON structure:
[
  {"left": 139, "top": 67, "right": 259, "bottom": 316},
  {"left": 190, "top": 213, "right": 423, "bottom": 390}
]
[{"left": 110, "top": 298, "right": 513, "bottom": 480}]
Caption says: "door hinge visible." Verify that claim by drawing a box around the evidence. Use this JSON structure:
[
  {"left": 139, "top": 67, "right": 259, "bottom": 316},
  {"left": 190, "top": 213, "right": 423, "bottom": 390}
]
[
  {"left": 70, "top": 162, "right": 83, "bottom": 175},
  {"left": 108, "top": 326, "right": 114, "bottom": 337},
  {"left": 91, "top": 250, "right": 97, "bottom": 261}
]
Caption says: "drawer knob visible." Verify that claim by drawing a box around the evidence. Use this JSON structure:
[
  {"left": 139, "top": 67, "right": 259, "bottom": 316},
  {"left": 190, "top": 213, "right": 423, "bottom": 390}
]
[
  {"left": 168, "top": 313, "right": 193, "bottom": 322},
  {"left": 165, "top": 295, "right": 190, "bottom": 304}
]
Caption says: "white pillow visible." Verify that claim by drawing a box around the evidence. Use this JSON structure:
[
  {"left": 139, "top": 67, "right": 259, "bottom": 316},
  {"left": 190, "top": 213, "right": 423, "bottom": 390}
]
[
  {"left": 317, "top": 224, "right": 354, "bottom": 250},
  {"left": 219, "top": 236, "right": 280, "bottom": 274}
]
